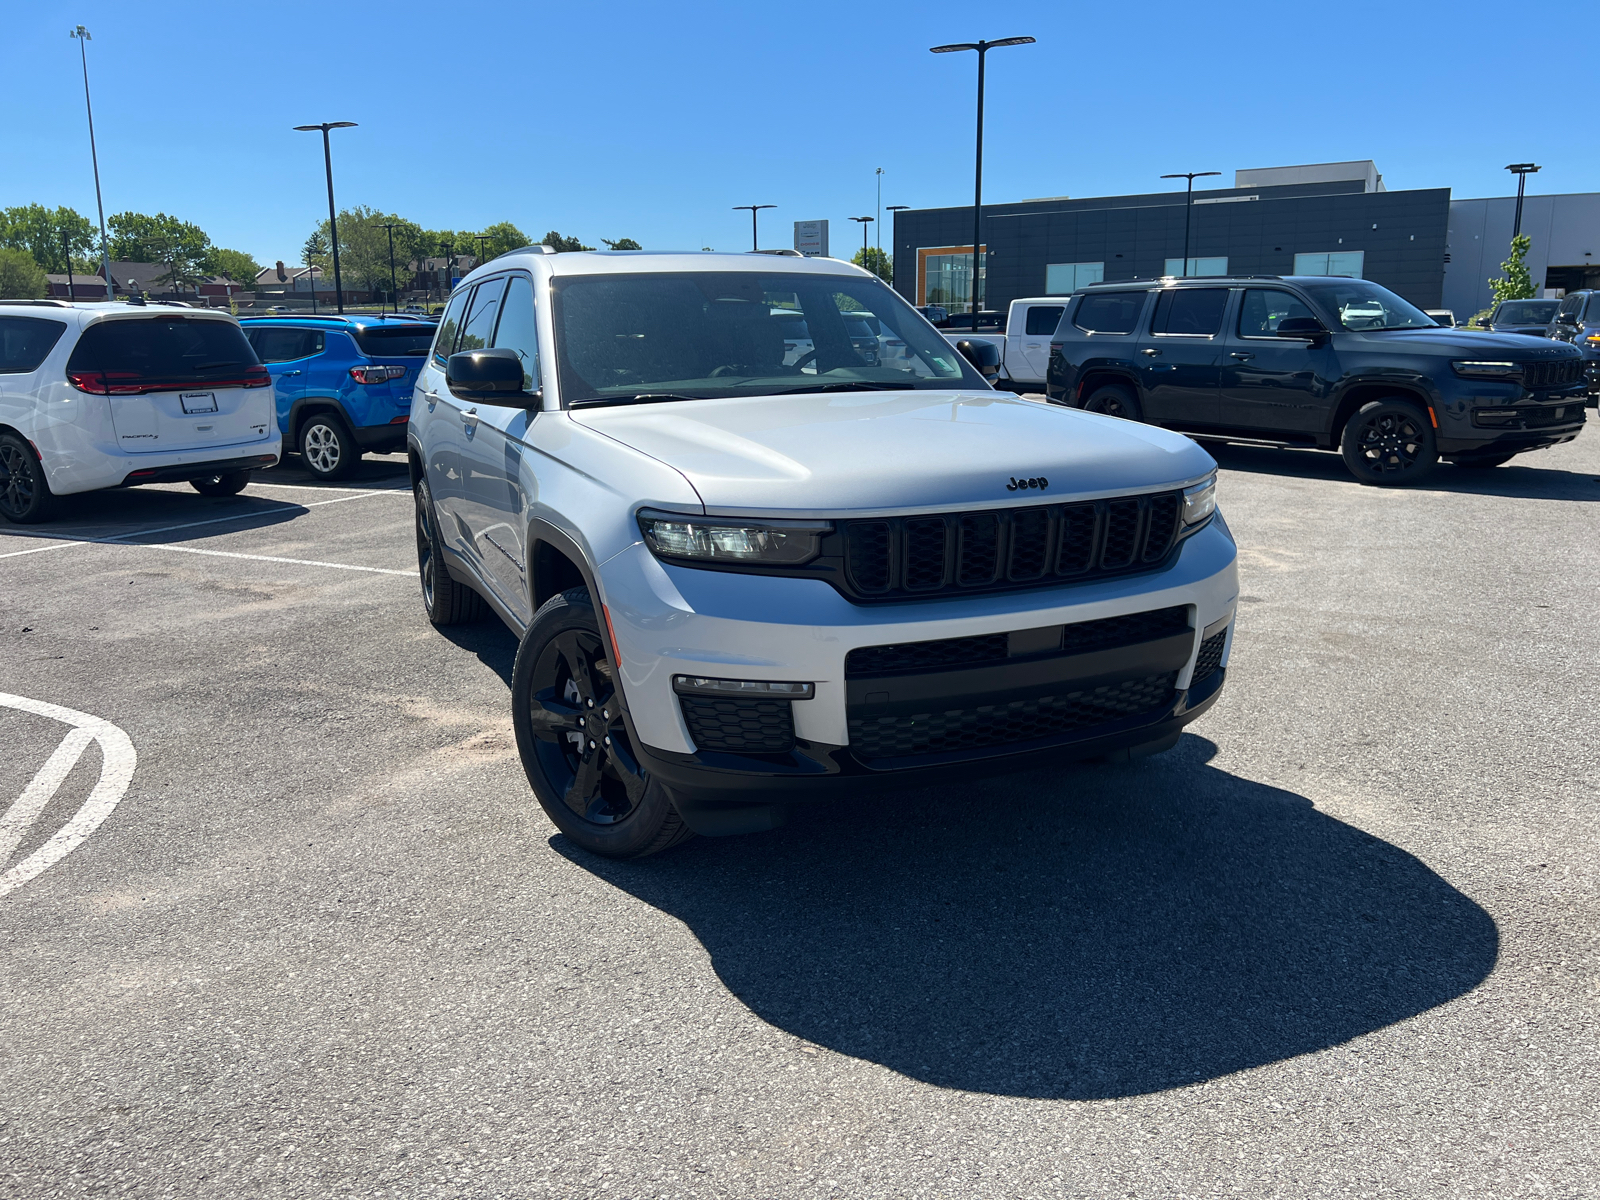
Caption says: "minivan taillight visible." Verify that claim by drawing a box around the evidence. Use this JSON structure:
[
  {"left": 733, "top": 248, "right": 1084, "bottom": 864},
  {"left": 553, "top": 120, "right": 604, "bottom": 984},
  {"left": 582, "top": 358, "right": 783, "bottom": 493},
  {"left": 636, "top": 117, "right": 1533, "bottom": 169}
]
[
  {"left": 350, "top": 365, "right": 406, "bottom": 385},
  {"left": 68, "top": 365, "right": 271, "bottom": 394}
]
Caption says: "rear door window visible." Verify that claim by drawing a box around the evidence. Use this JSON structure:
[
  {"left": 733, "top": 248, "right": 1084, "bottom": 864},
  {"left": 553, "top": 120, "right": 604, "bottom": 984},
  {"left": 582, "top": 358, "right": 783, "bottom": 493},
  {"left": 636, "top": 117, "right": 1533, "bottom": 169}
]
[
  {"left": 66, "top": 316, "right": 260, "bottom": 388},
  {"left": 0, "top": 316, "right": 68, "bottom": 373},
  {"left": 1072, "top": 292, "right": 1147, "bottom": 334},
  {"left": 1024, "top": 305, "right": 1065, "bottom": 336},
  {"left": 249, "top": 327, "right": 324, "bottom": 363},
  {"left": 351, "top": 324, "right": 438, "bottom": 357},
  {"left": 457, "top": 278, "right": 507, "bottom": 353},
  {"left": 431, "top": 290, "right": 472, "bottom": 365},
  {"left": 1151, "top": 288, "right": 1229, "bottom": 336}
]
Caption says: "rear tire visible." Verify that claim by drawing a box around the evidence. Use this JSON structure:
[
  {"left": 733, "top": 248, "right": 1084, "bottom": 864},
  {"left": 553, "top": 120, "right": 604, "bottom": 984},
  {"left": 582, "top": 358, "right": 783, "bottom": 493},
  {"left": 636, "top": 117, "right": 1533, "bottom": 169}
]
[
  {"left": 299, "top": 411, "right": 359, "bottom": 481},
  {"left": 190, "top": 470, "right": 250, "bottom": 497},
  {"left": 0, "top": 433, "right": 58, "bottom": 524},
  {"left": 1448, "top": 452, "right": 1516, "bottom": 469},
  {"left": 414, "top": 475, "right": 486, "bottom": 625},
  {"left": 1083, "top": 383, "right": 1143, "bottom": 422},
  {"left": 1339, "top": 398, "right": 1438, "bottom": 485},
  {"left": 511, "top": 588, "right": 694, "bottom": 859}
]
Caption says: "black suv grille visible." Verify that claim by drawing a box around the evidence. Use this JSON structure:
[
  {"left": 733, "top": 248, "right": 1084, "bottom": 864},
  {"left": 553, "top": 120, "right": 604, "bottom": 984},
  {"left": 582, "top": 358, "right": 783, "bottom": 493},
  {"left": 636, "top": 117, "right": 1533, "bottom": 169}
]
[
  {"left": 839, "top": 492, "right": 1183, "bottom": 602},
  {"left": 680, "top": 696, "right": 795, "bottom": 754},
  {"left": 1523, "top": 358, "right": 1583, "bottom": 390},
  {"left": 845, "top": 606, "right": 1191, "bottom": 678},
  {"left": 847, "top": 673, "right": 1178, "bottom": 761}
]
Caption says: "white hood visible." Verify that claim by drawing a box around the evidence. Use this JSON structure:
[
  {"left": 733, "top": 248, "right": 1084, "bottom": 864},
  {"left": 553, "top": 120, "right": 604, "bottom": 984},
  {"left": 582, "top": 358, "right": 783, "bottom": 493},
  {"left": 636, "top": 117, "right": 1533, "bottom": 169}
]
[{"left": 571, "top": 391, "right": 1215, "bottom": 516}]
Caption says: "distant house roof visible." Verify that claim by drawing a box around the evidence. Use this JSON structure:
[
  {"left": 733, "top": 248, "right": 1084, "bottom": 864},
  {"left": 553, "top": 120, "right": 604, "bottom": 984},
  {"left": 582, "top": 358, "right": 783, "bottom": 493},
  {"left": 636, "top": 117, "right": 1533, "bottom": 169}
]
[{"left": 94, "top": 261, "right": 172, "bottom": 291}]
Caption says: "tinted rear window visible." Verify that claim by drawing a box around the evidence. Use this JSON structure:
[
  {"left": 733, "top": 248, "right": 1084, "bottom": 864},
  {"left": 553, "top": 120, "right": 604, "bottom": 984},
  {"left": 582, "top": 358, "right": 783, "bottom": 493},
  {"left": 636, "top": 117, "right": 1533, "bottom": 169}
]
[
  {"left": 1024, "top": 305, "right": 1065, "bottom": 336},
  {"left": 1072, "top": 292, "right": 1146, "bottom": 334},
  {"left": 66, "top": 316, "right": 258, "bottom": 385},
  {"left": 0, "top": 316, "right": 68, "bottom": 374},
  {"left": 351, "top": 323, "right": 438, "bottom": 357}
]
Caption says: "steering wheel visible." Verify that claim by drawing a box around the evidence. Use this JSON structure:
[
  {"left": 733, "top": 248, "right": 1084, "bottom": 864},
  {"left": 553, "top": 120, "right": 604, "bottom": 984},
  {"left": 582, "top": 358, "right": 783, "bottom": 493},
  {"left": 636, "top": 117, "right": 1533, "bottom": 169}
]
[
  {"left": 709, "top": 365, "right": 742, "bottom": 378},
  {"left": 792, "top": 349, "right": 818, "bottom": 371}
]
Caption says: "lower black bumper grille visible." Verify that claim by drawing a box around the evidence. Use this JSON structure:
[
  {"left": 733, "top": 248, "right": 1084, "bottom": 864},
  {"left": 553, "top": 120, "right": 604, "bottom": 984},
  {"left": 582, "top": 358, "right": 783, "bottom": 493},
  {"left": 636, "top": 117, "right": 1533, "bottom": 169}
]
[
  {"left": 1193, "top": 628, "right": 1227, "bottom": 683},
  {"left": 681, "top": 696, "right": 795, "bottom": 753},
  {"left": 847, "top": 672, "right": 1178, "bottom": 760}
]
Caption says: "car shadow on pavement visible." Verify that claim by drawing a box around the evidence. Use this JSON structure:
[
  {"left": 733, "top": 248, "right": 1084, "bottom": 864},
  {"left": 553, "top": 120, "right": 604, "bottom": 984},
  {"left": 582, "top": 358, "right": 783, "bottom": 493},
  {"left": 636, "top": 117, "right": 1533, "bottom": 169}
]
[
  {"left": 435, "top": 618, "right": 518, "bottom": 687},
  {"left": 1203, "top": 440, "right": 1600, "bottom": 501},
  {"left": 557, "top": 734, "right": 1498, "bottom": 1100}
]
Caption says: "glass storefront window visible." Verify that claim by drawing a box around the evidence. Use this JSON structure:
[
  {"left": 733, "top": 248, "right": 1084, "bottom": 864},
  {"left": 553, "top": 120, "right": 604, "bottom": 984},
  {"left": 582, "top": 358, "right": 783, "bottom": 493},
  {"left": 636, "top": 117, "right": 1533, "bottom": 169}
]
[
  {"left": 918, "top": 247, "right": 985, "bottom": 314},
  {"left": 1293, "top": 251, "right": 1365, "bottom": 278},
  {"left": 1163, "top": 256, "right": 1228, "bottom": 277},
  {"left": 1045, "top": 261, "right": 1104, "bottom": 293}
]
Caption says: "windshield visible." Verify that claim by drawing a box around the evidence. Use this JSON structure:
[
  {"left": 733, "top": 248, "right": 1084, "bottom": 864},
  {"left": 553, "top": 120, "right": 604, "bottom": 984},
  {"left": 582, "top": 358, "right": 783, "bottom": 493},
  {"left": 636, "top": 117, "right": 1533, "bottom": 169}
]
[
  {"left": 1297, "top": 279, "right": 1438, "bottom": 331},
  {"left": 552, "top": 271, "right": 983, "bottom": 403},
  {"left": 1494, "top": 300, "right": 1560, "bottom": 325}
]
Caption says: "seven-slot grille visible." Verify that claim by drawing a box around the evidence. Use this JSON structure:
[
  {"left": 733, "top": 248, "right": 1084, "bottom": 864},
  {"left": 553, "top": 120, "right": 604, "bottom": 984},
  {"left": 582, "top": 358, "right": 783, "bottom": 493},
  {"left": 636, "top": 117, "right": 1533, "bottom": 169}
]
[
  {"left": 1522, "top": 358, "right": 1583, "bottom": 389},
  {"left": 841, "top": 491, "right": 1183, "bottom": 602}
]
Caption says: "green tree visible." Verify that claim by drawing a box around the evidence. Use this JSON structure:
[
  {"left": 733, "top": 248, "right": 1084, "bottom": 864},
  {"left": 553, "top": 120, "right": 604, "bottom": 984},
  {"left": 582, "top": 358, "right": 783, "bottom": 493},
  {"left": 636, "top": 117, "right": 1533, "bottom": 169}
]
[
  {"left": 305, "top": 207, "right": 427, "bottom": 300},
  {"left": 207, "top": 248, "right": 262, "bottom": 285},
  {"left": 0, "top": 247, "right": 48, "bottom": 298},
  {"left": 602, "top": 237, "right": 642, "bottom": 250},
  {"left": 0, "top": 205, "right": 97, "bottom": 274},
  {"left": 852, "top": 246, "right": 892, "bottom": 283},
  {"left": 542, "top": 230, "right": 594, "bottom": 253},
  {"left": 108, "top": 212, "right": 212, "bottom": 272},
  {"left": 302, "top": 229, "right": 330, "bottom": 276},
  {"left": 1488, "top": 233, "right": 1536, "bottom": 305}
]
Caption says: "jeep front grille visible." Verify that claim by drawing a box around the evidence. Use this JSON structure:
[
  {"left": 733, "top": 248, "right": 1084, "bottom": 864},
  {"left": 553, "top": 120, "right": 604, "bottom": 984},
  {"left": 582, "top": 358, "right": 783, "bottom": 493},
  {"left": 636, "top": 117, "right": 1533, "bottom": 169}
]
[{"left": 1522, "top": 358, "right": 1583, "bottom": 389}]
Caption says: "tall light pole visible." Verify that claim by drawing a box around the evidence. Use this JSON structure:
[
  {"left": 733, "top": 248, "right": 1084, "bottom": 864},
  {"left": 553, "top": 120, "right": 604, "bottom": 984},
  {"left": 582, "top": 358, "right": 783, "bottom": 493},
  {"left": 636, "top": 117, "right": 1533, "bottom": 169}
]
[
  {"left": 875, "top": 167, "right": 884, "bottom": 250},
  {"left": 380, "top": 222, "right": 399, "bottom": 312},
  {"left": 473, "top": 233, "right": 492, "bottom": 271},
  {"left": 293, "top": 121, "right": 357, "bottom": 313},
  {"left": 1505, "top": 163, "right": 1541, "bottom": 240},
  {"left": 1160, "top": 170, "right": 1221, "bottom": 276},
  {"left": 885, "top": 205, "right": 909, "bottom": 287},
  {"left": 850, "top": 216, "right": 874, "bottom": 255},
  {"left": 62, "top": 231, "right": 76, "bottom": 301},
  {"left": 69, "top": 26, "right": 113, "bottom": 300},
  {"left": 930, "top": 35, "right": 1035, "bottom": 313},
  {"left": 732, "top": 204, "right": 776, "bottom": 252}
]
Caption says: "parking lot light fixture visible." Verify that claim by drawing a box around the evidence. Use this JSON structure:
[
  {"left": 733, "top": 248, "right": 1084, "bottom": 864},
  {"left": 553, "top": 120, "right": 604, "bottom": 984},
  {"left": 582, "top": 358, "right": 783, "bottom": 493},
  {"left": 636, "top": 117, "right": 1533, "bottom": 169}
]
[
  {"left": 930, "top": 36, "right": 1036, "bottom": 313},
  {"left": 293, "top": 121, "right": 357, "bottom": 313},
  {"left": 733, "top": 205, "right": 776, "bottom": 252},
  {"left": 1505, "top": 163, "right": 1540, "bottom": 240},
  {"left": 69, "top": 26, "right": 113, "bottom": 300},
  {"left": 851, "top": 216, "right": 874, "bottom": 254},
  {"left": 1160, "top": 170, "right": 1222, "bottom": 276},
  {"left": 380, "top": 222, "right": 399, "bottom": 312},
  {"left": 473, "top": 234, "right": 492, "bottom": 271}
]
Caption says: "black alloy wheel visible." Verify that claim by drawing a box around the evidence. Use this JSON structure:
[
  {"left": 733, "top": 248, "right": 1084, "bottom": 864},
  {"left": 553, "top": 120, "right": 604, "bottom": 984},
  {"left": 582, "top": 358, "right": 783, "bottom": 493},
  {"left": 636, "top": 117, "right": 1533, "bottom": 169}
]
[
  {"left": 1083, "top": 383, "right": 1143, "bottom": 422},
  {"left": 413, "top": 476, "right": 484, "bottom": 625},
  {"left": 190, "top": 470, "right": 251, "bottom": 497},
  {"left": 511, "top": 588, "right": 692, "bottom": 859},
  {"left": 0, "top": 433, "right": 57, "bottom": 524},
  {"left": 1339, "top": 399, "right": 1438, "bottom": 485}
]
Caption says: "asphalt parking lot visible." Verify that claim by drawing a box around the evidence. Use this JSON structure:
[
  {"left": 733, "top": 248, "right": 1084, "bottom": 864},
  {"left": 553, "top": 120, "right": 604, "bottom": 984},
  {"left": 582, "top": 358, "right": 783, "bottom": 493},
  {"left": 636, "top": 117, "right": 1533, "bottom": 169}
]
[{"left": 2, "top": 437, "right": 1597, "bottom": 1199}]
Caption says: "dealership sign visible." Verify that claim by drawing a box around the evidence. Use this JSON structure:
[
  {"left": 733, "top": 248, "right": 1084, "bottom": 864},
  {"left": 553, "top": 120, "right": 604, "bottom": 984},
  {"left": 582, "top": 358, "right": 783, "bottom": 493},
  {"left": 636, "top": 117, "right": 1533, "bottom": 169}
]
[{"left": 794, "top": 220, "right": 829, "bottom": 258}]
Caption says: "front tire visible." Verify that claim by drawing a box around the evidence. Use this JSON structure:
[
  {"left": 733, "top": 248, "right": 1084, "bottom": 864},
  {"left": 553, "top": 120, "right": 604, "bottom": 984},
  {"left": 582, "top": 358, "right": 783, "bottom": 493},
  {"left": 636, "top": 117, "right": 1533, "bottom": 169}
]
[
  {"left": 190, "top": 470, "right": 250, "bottom": 496},
  {"left": 511, "top": 588, "right": 693, "bottom": 859},
  {"left": 1339, "top": 399, "right": 1438, "bottom": 485},
  {"left": 0, "top": 433, "right": 58, "bottom": 524},
  {"left": 414, "top": 475, "right": 485, "bottom": 625},
  {"left": 1083, "top": 383, "right": 1144, "bottom": 422},
  {"left": 299, "top": 411, "right": 359, "bottom": 481}
]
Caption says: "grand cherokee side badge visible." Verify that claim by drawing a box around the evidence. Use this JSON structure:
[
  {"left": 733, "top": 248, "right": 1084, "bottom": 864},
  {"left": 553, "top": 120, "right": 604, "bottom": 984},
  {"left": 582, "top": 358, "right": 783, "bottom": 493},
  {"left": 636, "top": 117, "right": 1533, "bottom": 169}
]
[{"left": 1007, "top": 476, "right": 1048, "bottom": 491}]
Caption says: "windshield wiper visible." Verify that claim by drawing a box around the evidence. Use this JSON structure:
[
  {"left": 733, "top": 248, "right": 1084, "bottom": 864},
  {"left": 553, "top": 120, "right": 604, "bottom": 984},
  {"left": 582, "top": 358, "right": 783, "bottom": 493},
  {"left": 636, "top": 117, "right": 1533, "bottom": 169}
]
[
  {"left": 774, "top": 382, "right": 910, "bottom": 395},
  {"left": 568, "top": 393, "right": 707, "bottom": 409}
]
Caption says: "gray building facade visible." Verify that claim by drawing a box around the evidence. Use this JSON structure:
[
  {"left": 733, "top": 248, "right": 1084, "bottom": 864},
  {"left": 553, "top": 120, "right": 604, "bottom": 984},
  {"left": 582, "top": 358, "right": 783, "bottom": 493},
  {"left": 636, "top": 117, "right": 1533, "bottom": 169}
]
[
  {"left": 890, "top": 164, "right": 1451, "bottom": 315},
  {"left": 1443, "top": 192, "right": 1600, "bottom": 319}
]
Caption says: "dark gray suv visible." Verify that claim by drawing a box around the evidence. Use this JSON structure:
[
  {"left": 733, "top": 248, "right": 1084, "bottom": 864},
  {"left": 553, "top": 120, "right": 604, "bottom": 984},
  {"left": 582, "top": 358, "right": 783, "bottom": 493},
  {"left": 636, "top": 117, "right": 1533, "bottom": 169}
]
[
  {"left": 1549, "top": 289, "right": 1600, "bottom": 403},
  {"left": 1046, "top": 276, "right": 1587, "bottom": 484}
]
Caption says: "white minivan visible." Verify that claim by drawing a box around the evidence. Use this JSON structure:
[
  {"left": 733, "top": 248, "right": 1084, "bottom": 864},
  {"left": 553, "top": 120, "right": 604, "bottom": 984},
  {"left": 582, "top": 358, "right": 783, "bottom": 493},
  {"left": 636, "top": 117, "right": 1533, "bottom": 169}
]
[{"left": 0, "top": 300, "right": 281, "bottom": 523}]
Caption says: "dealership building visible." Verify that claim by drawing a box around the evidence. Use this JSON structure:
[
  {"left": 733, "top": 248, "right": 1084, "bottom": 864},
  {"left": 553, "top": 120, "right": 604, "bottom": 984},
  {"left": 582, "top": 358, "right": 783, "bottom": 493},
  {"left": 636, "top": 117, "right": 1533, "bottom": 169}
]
[{"left": 888, "top": 161, "right": 1600, "bottom": 319}]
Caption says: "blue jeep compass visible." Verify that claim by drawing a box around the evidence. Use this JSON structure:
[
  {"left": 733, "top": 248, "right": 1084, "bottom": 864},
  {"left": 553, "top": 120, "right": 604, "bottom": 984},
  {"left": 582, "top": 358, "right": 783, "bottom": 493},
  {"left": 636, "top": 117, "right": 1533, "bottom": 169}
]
[{"left": 240, "top": 314, "right": 436, "bottom": 479}]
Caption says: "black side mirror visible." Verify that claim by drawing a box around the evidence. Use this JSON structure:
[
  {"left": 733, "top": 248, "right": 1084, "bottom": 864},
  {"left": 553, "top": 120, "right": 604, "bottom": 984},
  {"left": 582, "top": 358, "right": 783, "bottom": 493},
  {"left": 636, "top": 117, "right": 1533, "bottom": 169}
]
[
  {"left": 446, "top": 348, "right": 538, "bottom": 405},
  {"left": 1276, "top": 316, "right": 1329, "bottom": 344},
  {"left": 955, "top": 338, "right": 1001, "bottom": 380}
]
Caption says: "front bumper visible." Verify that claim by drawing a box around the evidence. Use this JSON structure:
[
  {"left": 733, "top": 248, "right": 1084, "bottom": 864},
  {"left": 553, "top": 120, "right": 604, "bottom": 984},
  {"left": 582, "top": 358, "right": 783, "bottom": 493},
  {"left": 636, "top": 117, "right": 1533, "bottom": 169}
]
[
  {"left": 601, "top": 517, "right": 1238, "bottom": 798},
  {"left": 1437, "top": 392, "right": 1586, "bottom": 456}
]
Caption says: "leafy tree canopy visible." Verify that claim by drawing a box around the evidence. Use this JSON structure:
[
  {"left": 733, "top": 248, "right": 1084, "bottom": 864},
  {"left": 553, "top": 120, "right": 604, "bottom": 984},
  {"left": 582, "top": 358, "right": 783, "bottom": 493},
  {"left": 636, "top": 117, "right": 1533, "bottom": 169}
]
[
  {"left": 1488, "top": 234, "right": 1536, "bottom": 305},
  {"left": 0, "top": 205, "right": 97, "bottom": 274},
  {"left": 853, "top": 246, "right": 892, "bottom": 283},
  {"left": 108, "top": 212, "right": 211, "bottom": 273},
  {"left": 542, "top": 231, "right": 594, "bottom": 253},
  {"left": 602, "top": 237, "right": 642, "bottom": 251},
  {"left": 209, "top": 248, "right": 262, "bottom": 285},
  {"left": 0, "top": 247, "right": 48, "bottom": 298}
]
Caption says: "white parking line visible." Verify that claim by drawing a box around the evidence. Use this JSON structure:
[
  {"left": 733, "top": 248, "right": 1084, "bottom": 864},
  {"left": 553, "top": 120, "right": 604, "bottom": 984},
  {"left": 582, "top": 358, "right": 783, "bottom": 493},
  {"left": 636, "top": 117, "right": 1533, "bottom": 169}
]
[
  {"left": 116, "top": 543, "right": 412, "bottom": 575},
  {"left": 0, "top": 489, "right": 401, "bottom": 561},
  {"left": 0, "top": 693, "right": 137, "bottom": 899}
]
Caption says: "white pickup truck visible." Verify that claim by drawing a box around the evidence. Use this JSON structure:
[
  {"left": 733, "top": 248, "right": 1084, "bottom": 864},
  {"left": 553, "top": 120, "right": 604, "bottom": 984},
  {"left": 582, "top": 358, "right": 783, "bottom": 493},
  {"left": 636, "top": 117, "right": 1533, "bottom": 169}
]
[{"left": 938, "top": 297, "right": 1067, "bottom": 392}]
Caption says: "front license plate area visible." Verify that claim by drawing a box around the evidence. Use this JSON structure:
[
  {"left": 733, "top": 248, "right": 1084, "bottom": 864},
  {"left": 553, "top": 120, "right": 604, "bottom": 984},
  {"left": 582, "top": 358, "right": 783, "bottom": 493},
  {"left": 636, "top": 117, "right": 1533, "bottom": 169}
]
[{"left": 180, "top": 391, "right": 218, "bottom": 415}]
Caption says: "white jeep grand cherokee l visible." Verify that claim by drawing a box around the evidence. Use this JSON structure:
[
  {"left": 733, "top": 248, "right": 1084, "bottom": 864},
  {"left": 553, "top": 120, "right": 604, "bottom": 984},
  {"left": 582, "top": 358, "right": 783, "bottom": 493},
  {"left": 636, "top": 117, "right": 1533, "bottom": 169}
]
[
  {"left": 409, "top": 250, "right": 1238, "bottom": 857},
  {"left": 0, "top": 300, "right": 280, "bottom": 522}
]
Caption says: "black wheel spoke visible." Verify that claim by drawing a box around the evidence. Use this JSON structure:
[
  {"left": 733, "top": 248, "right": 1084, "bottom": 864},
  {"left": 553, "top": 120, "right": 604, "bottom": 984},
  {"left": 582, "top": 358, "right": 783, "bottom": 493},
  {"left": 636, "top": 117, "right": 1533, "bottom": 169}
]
[
  {"left": 526, "top": 690, "right": 585, "bottom": 738},
  {"left": 562, "top": 746, "right": 606, "bottom": 816}
]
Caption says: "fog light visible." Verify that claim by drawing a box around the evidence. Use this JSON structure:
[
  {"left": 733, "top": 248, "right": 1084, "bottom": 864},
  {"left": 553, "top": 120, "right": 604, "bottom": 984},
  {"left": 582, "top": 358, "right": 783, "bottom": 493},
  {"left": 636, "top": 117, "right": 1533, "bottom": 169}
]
[{"left": 672, "top": 676, "right": 815, "bottom": 699}]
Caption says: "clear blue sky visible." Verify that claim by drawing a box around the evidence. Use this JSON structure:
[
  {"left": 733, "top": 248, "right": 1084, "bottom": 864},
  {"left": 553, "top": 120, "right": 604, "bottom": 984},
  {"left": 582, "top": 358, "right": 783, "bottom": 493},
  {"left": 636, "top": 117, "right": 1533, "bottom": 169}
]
[{"left": 5, "top": 0, "right": 1585, "bottom": 267}]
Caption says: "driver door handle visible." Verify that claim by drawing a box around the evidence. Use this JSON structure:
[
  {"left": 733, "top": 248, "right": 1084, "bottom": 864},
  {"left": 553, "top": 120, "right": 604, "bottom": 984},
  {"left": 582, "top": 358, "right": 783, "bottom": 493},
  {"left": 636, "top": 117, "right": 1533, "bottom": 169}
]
[
  {"left": 280, "top": 370, "right": 302, "bottom": 377},
  {"left": 461, "top": 407, "right": 480, "bottom": 427},
  {"left": 1142, "top": 348, "right": 1162, "bottom": 357},
  {"left": 1230, "top": 352, "right": 1255, "bottom": 361}
]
